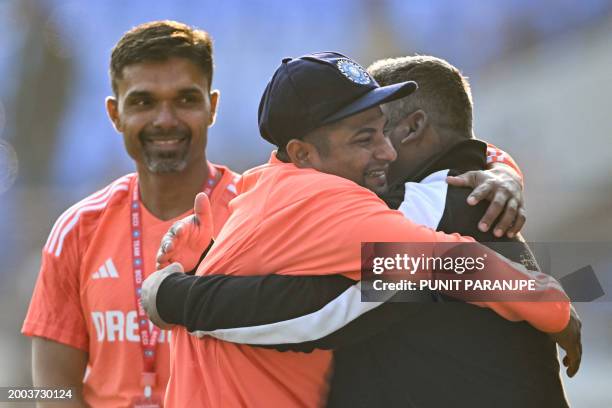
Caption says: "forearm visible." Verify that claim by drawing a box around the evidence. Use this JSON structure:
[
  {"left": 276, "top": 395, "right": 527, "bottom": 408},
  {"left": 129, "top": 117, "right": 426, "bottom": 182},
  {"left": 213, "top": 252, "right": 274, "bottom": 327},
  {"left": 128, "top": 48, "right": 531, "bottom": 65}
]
[
  {"left": 32, "top": 337, "right": 87, "bottom": 407},
  {"left": 486, "top": 143, "right": 524, "bottom": 181},
  {"left": 354, "top": 215, "right": 569, "bottom": 334},
  {"left": 258, "top": 296, "right": 429, "bottom": 352},
  {"left": 461, "top": 246, "right": 570, "bottom": 333},
  {"left": 155, "top": 272, "right": 355, "bottom": 332},
  {"left": 433, "top": 201, "right": 569, "bottom": 333}
]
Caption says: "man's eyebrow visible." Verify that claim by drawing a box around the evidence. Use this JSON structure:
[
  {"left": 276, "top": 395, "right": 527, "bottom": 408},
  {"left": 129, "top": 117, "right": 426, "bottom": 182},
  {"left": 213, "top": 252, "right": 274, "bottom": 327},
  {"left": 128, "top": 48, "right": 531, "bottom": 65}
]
[
  {"left": 124, "top": 86, "right": 205, "bottom": 99},
  {"left": 177, "top": 86, "right": 205, "bottom": 95},
  {"left": 124, "top": 90, "right": 152, "bottom": 99}
]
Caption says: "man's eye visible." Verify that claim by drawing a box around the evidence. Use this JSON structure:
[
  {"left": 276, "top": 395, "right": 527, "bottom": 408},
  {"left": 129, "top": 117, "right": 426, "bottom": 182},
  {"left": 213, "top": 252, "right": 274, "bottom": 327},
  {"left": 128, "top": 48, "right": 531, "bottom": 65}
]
[
  {"left": 355, "top": 137, "right": 372, "bottom": 144},
  {"left": 130, "top": 98, "right": 151, "bottom": 107},
  {"left": 179, "top": 95, "right": 200, "bottom": 104}
]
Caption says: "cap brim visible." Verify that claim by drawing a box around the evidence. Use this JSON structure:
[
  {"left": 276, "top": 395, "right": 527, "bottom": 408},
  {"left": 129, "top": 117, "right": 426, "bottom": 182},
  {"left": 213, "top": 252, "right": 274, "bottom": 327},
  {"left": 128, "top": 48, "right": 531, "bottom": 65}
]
[{"left": 322, "top": 81, "right": 418, "bottom": 125}]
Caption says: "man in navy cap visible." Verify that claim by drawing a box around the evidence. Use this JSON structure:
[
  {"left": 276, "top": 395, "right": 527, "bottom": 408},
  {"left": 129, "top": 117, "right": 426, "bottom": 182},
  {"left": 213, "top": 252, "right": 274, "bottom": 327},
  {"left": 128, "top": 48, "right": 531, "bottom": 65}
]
[{"left": 144, "top": 52, "right": 573, "bottom": 408}]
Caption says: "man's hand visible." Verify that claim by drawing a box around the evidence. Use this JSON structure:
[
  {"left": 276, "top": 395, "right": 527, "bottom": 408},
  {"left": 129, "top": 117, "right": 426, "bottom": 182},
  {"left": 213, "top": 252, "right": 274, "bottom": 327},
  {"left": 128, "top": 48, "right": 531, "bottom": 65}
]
[
  {"left": 142, "top": 262, "right": 184, "bottom": 329},
  {"left": 446, "top": 164, "right": 525, "bottom": 238},
  {"left": 156, "top": 192, "right": 214, "bottom": 271},
  {"left": 549, "top": 304, "right": 582, "bottom": 377}
]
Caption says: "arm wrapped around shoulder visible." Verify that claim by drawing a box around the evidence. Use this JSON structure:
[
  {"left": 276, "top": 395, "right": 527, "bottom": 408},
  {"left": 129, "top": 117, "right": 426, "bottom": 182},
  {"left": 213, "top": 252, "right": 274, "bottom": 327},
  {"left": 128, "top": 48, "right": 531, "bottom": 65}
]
[{"left": 142, "top": 262, "right": 184, "bottom": 329}]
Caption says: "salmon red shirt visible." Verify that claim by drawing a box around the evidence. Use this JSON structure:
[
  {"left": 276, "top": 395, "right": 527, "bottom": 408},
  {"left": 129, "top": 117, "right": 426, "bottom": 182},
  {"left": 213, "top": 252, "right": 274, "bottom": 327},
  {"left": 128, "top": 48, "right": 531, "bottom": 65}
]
[
  {"left": 22, "top": 163, "right": 239, "bottom": 407},
  {"left": 165, "top": 153, "right": 567, "bottom": 408}
]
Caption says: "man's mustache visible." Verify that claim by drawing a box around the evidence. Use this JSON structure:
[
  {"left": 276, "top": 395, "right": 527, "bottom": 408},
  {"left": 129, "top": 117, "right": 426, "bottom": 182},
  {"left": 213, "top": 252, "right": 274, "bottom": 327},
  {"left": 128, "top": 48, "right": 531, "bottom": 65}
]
[{"left": 139, "top": 127, "right": 191, "bottom": 142}]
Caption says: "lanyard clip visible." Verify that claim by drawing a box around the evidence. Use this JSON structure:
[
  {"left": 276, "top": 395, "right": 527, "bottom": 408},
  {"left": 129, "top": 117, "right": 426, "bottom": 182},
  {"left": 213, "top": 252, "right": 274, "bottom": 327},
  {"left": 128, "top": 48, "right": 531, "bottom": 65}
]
[{"left": 141, "top": 372, "right": 157, "bottom": 399}]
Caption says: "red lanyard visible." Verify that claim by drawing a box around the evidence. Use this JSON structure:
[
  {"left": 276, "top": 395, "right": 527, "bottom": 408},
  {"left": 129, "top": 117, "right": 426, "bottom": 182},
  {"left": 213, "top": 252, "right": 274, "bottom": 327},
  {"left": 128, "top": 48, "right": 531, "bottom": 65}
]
[{"left": 130, "top": 164, "right": 220, "bottom": 400}]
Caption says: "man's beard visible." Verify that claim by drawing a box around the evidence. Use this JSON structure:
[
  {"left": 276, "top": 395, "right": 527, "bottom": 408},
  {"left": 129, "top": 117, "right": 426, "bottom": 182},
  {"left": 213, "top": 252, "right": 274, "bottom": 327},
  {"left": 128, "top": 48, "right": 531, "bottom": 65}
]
[
  {"left": 139, "top": 127, "right": 191, "bottom": 174},
  {"left": 144, "top": 149, "right": 189, "bottom": 173}
]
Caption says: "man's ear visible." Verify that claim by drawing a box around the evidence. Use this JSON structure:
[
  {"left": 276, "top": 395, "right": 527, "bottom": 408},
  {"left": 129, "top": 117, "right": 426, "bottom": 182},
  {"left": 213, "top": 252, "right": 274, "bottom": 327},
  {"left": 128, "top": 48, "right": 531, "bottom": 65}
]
[
  {"left": 285, "top": 139, "right": 319, "bottom": 168},
  {"left": 395, "top": 109, "right": 428, "bottom": 145},
  {"left": 208, "top": 90, "right": 220, "bottom": 126},
  {"left": 106, "top": 96, "right": 122, "bottom": 133}
]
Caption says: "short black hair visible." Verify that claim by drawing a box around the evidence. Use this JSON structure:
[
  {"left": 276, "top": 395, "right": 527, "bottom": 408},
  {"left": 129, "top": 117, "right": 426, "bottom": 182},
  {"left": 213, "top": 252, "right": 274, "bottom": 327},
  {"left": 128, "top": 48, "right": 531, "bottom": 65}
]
[
  {"left": 110, "top": 20, "right": 214, "bottom": 94},
  {"left": 276, "top": 131, "right": 329, "bottom": 162},
  {"left": 368, "top": 55, "right": 473, "bottom": 138}
]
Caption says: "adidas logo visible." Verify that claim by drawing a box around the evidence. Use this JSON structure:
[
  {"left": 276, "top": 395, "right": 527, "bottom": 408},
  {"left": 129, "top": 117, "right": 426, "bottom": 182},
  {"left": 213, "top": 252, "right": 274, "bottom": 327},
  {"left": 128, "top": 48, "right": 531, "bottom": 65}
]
[{"left": 92, "top": 259, "right": 119, "bottom": 279}]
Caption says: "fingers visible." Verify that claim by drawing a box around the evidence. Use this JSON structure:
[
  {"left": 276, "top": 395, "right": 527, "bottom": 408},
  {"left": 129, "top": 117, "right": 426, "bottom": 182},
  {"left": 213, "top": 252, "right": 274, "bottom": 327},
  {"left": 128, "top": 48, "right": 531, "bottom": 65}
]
[
  {"left": 193, "top": 193, "right": 206, "bottom": 224},
  {"left": 155, "top": 221, "right": 184, "bottom": 269},
  {"left": 506, "top": 207, "right": 526, "bottom": 238},
  {"left": 156, "top": 240, "right": 173, "bottom": 269},
  {"left": 569, "top": 330, "right": 583, "bottom": 377},
  {"left": 156, "top": 196, "right": 213, "bottom": 270},
  {"left": 492, "top": 197, "right": 519, "bottom": 238},
  {"left": 446, "top": 171, "right": 479, "bottom": 188},
  {"left": 194, "top": 193, "right": 212, "bottom": 225},
  {"left": 478, "top": 194, "right": 507, "bottom": 233},
  {"left": 157, "top": 241, "right": 172, "bottom": 261},
  {"left": 156, "top": 236, "right": 184, "bottom": 269},
  {"left": 157, "top": 234, "right": 176, "bottom": 257},
  {"left": 466, "top": 182, "right": 494, "bottom": 207},
  {"left": 563, "top": 310, "right": 583, "bottom": 378},
  {"left": 561, "top": 349, "right": 576, "bottom": 377},
  {"left": 168, "top": 221, "right": 184, "bottom": 238},
  {"left": 565, "top": 342, "right": 582, "bottom": 377}
]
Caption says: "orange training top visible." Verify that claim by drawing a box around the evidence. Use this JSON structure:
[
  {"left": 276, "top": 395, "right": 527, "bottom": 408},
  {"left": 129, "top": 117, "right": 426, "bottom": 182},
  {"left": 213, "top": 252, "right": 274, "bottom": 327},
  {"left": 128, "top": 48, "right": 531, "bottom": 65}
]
[
  {"left": 165, "top": 153, "right": 567, "bottom": 407},
  {"left": 22, "top": 164, "right": 239, "bottom": 407}
]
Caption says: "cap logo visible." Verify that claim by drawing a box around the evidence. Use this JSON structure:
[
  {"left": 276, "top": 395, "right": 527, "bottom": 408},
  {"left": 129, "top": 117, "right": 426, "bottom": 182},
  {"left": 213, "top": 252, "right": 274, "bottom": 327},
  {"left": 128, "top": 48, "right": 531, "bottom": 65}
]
[{"left": 337, "top": 59, "right": 372, "bottom": 85}]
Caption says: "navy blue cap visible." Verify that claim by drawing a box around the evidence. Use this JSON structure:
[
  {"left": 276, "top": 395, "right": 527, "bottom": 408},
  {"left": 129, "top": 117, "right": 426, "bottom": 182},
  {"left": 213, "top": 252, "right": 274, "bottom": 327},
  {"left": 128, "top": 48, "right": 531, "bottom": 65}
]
[{"left": 258, "top": 52, "right": 417, "bottom": 148}]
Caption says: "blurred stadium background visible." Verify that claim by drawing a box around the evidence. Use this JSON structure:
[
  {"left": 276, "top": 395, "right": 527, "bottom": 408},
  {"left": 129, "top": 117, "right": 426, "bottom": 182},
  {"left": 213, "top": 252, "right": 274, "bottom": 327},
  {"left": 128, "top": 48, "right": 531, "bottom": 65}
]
[{"left": 0, "top": 0, "right": 610, "bottom": 406}]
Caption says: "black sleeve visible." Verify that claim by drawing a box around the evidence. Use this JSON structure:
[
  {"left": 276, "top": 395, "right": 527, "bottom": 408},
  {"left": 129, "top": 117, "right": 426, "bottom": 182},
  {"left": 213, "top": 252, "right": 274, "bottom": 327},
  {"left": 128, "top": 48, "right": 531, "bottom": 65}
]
[
  {"left": 267, "top": 293, "right": 431, "bottom": 352},
  {"left": 156, "top": 272, "right": 355, "bottom": 332},
  {"left": 158, "top": 239, "right": 358, "bottom": 336},
  {"left": 156, "top": 272, "right": 431, "bottom": 353}
]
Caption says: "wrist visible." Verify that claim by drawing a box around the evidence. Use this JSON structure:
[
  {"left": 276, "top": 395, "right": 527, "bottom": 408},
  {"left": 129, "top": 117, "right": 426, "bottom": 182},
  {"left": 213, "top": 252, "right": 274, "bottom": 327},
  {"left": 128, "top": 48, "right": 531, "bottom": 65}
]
[{"left": 142, "top": 266, "right": 182, "bottom": 329}]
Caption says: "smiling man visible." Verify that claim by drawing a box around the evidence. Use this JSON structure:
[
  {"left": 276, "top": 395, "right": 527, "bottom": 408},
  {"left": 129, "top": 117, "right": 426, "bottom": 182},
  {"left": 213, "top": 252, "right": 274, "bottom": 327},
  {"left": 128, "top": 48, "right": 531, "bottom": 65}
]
[
  {"left": 119, "top": 56, "right": 205, "bottom": 175},
  {"left": 22, "top": 21, "right": 240, "bottom": 407},
  {"left": 150, "top": 52, "right": 571, "bottom": 408}
]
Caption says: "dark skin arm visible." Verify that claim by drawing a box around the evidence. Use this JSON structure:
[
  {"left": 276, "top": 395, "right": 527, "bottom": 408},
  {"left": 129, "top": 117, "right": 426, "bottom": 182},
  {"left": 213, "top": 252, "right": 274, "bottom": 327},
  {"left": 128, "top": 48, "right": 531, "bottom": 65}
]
[
  {"left": 549, "top": 304, "right": 582, "bottom": 377},
  {"left": 32, "top": 337, "right": 88, "bottom": 407}
]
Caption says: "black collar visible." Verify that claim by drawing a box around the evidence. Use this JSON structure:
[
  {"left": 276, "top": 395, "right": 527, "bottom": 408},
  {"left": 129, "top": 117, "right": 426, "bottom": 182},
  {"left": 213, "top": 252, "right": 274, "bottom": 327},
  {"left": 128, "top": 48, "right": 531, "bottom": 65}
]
[
  {"left": 382, "top": 139, "right": 487, "bottom": 209},
  {"left": 400, "top": 139, "right": 487, "bottom": 184}
]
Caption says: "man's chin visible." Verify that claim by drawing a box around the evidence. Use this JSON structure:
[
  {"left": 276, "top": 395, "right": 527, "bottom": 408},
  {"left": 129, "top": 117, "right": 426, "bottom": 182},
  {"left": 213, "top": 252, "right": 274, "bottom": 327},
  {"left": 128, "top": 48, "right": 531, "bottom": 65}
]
[
  {"left": 145, "top": 159, "right": 188, "bottom": 174},
  {"left": 366, "top": 181, "right": 389, "bottom": 195}
]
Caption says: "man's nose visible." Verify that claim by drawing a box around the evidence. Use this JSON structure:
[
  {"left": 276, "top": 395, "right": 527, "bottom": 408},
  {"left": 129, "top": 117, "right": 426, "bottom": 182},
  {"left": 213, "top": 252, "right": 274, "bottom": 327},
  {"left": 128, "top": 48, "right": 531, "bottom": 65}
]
[
  {"left": 375, "top": 136, "right": 398, "bottom": 163},
  {"left": 152, "top": 102, "right": 179, "bottom": 129}
]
